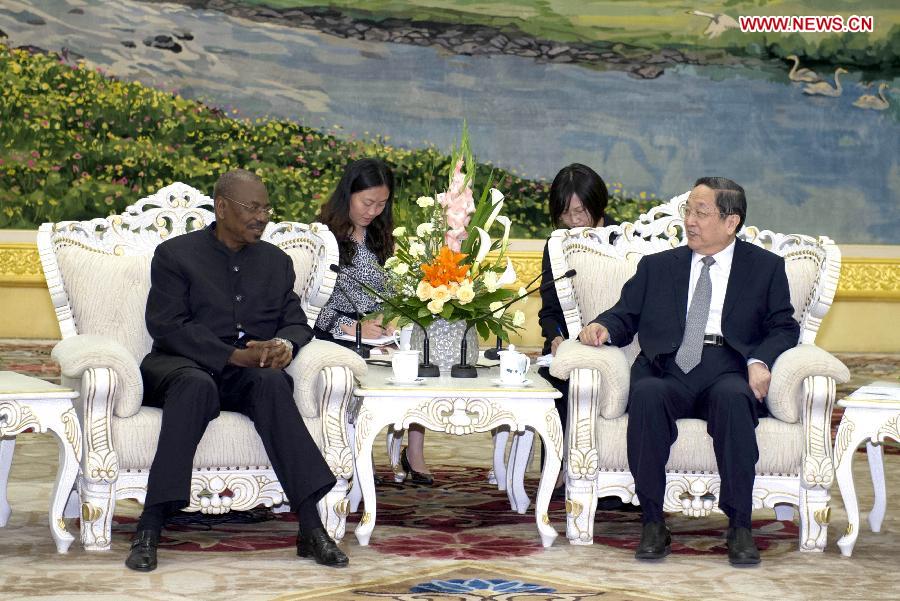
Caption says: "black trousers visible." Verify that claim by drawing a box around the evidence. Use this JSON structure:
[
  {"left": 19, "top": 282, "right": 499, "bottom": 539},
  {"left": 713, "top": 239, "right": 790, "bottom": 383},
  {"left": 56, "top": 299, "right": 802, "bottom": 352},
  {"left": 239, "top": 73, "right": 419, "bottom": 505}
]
[
  {"left": 140, "top": 352, "right": 336, "bottom": 510},
  {"left": 626, "top": 345, "right": 763, "bottom": 528}
]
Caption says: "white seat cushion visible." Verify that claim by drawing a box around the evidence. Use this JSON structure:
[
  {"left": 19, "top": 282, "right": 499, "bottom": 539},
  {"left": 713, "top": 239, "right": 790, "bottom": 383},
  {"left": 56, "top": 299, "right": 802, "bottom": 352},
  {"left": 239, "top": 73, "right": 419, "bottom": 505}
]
[
  {"left": 112, "top": 407, "right": 324, "bottom": 469},
  {"left": 596, "top": 416, "right": 803, "bottom": 475}
]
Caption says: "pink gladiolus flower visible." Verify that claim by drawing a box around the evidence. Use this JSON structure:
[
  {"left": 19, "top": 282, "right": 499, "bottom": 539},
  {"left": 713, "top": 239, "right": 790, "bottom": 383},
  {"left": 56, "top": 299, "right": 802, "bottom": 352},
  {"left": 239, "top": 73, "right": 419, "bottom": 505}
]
[
  {"left": 438, "top": 159, "right": 476, "bottom": 250},
  {"left": 27, "top": 160, "right": 36, "bottom": 169},
  {"left": 31, "top": 151, "right": 39, "bottom": 159}
]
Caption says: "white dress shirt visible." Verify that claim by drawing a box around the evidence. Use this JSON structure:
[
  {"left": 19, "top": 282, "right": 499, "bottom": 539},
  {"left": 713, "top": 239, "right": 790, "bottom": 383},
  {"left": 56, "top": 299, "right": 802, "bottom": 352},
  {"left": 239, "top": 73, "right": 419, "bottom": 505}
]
[{"left": 687, "top": 240, "right": 763, "bottom": 368}]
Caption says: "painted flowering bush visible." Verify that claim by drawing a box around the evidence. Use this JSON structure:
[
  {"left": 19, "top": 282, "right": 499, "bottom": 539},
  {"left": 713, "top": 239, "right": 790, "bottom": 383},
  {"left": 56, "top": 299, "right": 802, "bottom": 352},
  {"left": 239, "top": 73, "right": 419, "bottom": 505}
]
[
  {"left": 0, "top": 44, "right": 658, "bottom": 234},
  {"left": 380, "top": 127, "right": 528, "bottom": 341}
]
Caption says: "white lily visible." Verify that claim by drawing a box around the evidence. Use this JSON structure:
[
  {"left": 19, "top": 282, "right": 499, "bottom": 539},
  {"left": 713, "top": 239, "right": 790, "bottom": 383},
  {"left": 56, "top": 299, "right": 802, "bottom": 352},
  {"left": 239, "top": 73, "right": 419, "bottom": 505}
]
[
  {"left": 494, "top": 215, "right": 512, "bottom": 250},
  {"left": 497, "top": 257, "right": 517, "bottom": 286},
  {"left": 482, "top": 188, "right": 505, "bottom": 231},
  {"left": 472, "top": 227, "right": 492, "bottom": 267}
]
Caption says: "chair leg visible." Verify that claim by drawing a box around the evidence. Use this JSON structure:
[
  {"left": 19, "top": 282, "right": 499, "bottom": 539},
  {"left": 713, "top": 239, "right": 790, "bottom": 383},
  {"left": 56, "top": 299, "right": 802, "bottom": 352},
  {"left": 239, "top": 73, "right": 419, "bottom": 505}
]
[
  {"left": 490, "top": 427, "right": 510, "bottom": 488},
  {"left": 319, "top": 479, "right": 350, "bottom": 542},
  {"left": 79, "top": 480, "right": 116, "bottom": 551},
  {"left": 566, "top": 476, "right": 597, "bottom": 545},
  {"left": 799, "top": 487, "right": 830, "bottom": 552}
]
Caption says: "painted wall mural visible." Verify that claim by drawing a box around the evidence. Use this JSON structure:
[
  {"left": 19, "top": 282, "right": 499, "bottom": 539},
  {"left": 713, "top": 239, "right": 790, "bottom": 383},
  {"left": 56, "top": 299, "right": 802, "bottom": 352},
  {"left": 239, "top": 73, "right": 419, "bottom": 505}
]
[{"left": 1, "top": 1, "right": 898, "bottom": 243}]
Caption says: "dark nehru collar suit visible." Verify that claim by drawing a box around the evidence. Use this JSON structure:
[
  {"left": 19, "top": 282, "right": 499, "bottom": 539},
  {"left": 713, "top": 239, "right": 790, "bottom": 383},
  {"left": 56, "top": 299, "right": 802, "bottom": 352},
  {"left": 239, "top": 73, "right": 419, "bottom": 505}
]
[
  {"left": 592, "top": 238, "right": 799, "bottom": 527},
  {"left": 140, "top": 223, "right": 335, "bottom": 510}
]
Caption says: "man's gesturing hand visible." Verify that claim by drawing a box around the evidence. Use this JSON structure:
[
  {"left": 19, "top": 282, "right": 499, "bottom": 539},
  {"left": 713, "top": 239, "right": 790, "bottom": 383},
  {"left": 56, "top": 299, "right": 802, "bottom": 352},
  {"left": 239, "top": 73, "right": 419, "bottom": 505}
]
[
  {"left": 748, "top": 362, "right": 771, "bottom": 402},
  {"left": 578, "top": 323, "right": 609, "bottom": 347}
]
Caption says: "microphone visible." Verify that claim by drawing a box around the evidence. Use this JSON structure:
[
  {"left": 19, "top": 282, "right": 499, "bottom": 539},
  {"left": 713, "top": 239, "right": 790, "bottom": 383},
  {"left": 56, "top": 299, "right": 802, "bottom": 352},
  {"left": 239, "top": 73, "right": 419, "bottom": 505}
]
[
  {"left": 329, "top": 264, "right": 440, "bottom": 377},
  {"left": 451, "top": 269, "right": 576, "bottom": 378},
  {"left": 484, "top": 266, "right": 547, "bottom": 360},
  {"left": 331, "top": 279, "right": 370, "bottom": 359}
]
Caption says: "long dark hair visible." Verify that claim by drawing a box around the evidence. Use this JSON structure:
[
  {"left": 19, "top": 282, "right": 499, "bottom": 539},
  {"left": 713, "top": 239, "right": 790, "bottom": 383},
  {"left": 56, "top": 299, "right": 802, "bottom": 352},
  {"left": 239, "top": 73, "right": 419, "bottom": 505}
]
[
  {"left": 549, "top": 163, "right": 609, "bottom": 228},
  {"left": 317, "top": 158, "right": 395, "bottom": 265}
]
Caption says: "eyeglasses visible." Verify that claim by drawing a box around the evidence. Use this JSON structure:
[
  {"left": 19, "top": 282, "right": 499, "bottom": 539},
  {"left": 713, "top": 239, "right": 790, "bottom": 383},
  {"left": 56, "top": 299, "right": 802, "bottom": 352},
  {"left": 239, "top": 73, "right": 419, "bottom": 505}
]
[
  {"left": 679, "top": 205, "right": 725, "bottom": 221},
  {"left": 221, "top": 194, "right": 275, "bottom": 218}
]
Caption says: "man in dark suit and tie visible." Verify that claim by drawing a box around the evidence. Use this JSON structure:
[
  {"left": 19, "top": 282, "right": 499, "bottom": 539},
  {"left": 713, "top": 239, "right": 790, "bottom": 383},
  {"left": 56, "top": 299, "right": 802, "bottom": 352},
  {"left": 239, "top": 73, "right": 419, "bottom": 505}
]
[{"left": 580, "top": 177, "right": 799, "bottom": 566}]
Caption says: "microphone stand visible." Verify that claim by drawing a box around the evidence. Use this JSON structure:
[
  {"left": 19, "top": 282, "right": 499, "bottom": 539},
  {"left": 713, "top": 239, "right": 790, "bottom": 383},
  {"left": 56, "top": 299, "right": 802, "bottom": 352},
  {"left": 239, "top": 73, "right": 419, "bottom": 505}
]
[
  {"left": 330, "top": 264, "right": 440, "bottom": 377},
  {"left": 451, "top": 269, "right": 576, "bottom": 378},
  {"left": 332, "top": 279, "right": 370, "bottom": 359},
  {"left": 483, "top": 269, "right": 545, "bottom": 361}
]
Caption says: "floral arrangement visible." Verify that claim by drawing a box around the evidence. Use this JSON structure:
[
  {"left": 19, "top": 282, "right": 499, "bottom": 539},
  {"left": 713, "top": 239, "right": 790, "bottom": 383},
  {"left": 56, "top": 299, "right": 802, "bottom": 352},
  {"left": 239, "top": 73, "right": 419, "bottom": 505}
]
[{"left": 380, "top": 126, "right": 527, "bottom": 341}]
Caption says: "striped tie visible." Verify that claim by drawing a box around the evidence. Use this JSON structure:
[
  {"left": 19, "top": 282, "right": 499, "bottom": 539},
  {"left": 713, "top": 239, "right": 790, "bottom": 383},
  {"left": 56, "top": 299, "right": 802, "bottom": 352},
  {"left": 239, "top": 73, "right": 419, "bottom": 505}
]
[{"left": 675, "top": 256, "right": 716, "bottom": 373}]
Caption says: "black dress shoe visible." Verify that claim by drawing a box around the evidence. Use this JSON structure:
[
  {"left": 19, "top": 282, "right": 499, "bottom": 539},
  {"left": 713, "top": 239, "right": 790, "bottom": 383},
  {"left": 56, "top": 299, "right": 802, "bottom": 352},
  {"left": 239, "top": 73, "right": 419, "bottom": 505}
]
[
  {"left": 297, "top": 527, "right": 349, "bottom": 568},
  {"left": 634, "top": 522, "right": 671, "bottom": 560},
  {"left": 125, "top": 529, "right": 160, "bottom": 572},
  {"left": 727, "top": 527, "right": 761, "bottom": 566},
  {"left": 597, "top": 495, "right": 624, "bottom": 511},
  {"left": 400, "top": 447, "right": 434, "bottom": 485}
]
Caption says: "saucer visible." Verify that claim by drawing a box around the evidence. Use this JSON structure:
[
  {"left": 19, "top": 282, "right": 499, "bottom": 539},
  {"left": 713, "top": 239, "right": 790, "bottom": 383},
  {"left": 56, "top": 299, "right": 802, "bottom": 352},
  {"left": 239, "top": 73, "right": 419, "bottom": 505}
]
[
  {"left": 490, "top": 378, "right": 532, "bottom": 388},
  {"left": 386, "top": 376, "right": 425, "bottom": 386}
]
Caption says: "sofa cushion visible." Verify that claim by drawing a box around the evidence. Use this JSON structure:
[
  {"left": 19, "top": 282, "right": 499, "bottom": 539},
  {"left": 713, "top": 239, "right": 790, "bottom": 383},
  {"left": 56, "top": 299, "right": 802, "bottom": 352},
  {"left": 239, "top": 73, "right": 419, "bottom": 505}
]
[
  {"left": 55, "top": 247, "right": 153, "bottom": 364},
  {"left": 595, "top": 416, "right": 803, "bottom": 475},
  {"left": 112, "top": 407, "right": 325, "bottom": 469}
]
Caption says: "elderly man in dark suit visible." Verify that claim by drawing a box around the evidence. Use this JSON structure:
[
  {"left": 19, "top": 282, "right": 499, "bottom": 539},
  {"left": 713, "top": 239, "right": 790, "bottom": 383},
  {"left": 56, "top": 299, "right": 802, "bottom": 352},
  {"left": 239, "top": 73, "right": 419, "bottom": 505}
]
[
  {"left": 126, "top": 169, "right": 348, "bottom": 571},
  {"left": 580, "top": 177, "right": 799, "bottom": 566}
]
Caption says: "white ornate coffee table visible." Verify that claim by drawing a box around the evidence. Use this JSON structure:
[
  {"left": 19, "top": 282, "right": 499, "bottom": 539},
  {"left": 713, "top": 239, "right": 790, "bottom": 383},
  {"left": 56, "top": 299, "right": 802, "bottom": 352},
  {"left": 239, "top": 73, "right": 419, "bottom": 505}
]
[
  {"left": 0, "top": 371, "right": 81, "bottom": 553},
  {"left": 350, "top": 365, "right": 563, "bottom": 547},
  {"left": 834, "top": 381, "right": 900, "bottom": 557}
]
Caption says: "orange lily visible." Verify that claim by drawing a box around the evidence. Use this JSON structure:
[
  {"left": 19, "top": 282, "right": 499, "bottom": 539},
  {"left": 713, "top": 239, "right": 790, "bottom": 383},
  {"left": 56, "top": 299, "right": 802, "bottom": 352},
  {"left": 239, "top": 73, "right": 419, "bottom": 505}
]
[{"left": 420, "top": 246, "right": 469, "bottom": 287}]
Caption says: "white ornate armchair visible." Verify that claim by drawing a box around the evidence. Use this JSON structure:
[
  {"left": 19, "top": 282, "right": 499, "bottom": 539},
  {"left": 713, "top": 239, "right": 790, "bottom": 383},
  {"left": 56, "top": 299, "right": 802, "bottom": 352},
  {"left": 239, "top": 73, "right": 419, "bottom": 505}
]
[
  {"left": 37, "top": 183, "right": 366, "bottom": 550},
  {"left": 548, "top": 193, "right": 850, "bottom": 551}
]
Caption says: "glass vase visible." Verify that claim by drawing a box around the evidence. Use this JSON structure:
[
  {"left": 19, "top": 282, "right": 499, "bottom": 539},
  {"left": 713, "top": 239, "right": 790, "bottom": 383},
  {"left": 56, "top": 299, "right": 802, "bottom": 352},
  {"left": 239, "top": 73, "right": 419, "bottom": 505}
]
[{"left": 409, "top": 318, "right": 480, "bottom": 374}]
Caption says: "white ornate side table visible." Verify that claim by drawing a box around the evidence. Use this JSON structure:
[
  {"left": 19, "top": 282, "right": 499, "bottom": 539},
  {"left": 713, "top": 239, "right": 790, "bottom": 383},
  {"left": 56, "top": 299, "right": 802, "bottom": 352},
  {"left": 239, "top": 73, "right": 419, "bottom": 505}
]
[
  {"left": 834, "top": 381, "right": 900, "bottom": 557},
  {"left": 0, "top": 371, "right": 81, "bottom": 553},
  {"left": 350, "top": 365, "right": 563, "bottom": 547}
]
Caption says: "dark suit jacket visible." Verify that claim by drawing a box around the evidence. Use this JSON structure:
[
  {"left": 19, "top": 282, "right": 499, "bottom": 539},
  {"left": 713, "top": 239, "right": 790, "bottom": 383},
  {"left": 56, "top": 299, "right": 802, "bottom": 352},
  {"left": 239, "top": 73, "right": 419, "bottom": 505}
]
[
  {"left": 593, "top": 239, "right": 799, "bottom": 369},
  {"left": 141, "top": 224, "right": 313, "bottom": 388}
]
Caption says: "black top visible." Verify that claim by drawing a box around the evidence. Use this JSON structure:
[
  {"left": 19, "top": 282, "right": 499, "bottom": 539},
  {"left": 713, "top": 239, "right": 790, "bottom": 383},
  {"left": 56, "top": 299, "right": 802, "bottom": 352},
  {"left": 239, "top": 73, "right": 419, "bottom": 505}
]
[
  {"left": 538, "top": 219, "right": 618, "bottom": 355},
  {"left": 144, "top": 224, "right": 313, "bottom": 375}
]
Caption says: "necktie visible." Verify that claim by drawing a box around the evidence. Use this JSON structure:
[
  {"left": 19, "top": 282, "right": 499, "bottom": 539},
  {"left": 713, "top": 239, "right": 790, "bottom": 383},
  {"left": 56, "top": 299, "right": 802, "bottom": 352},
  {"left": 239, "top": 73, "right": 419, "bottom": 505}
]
[{"left": 675, "top": 256, "right": 716, "bottom": 373}]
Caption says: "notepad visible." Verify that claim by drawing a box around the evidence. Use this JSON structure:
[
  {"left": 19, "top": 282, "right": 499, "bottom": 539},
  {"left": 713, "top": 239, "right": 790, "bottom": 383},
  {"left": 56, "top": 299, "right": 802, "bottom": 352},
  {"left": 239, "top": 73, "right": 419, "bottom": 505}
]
[
  {"left": 848, "top": 381, "right": 900, "bottom": 400},
  {"left": 335, "top": 333, "right": 397, "bottom": 346}
]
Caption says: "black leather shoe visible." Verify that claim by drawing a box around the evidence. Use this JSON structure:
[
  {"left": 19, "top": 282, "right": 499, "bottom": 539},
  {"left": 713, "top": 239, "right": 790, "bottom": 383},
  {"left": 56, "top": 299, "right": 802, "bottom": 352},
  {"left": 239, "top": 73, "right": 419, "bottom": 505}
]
[
  {"left": 597, "top": 495, "right": 624, "bottom": 511},
  {"left": 125, "top": 529, "right": 160, "bottom": 572},
  {"left": 296, "top": 527, "right": 349, "bottom": 568},
  {"left": 727, "top": 527, "right": 761, "bottom": 566},
  {"left": 400, "top": 447, "right": 434, "bottom": 485},
  {"left": 634, "top": 522, "right": 671, "bottom": 560}
]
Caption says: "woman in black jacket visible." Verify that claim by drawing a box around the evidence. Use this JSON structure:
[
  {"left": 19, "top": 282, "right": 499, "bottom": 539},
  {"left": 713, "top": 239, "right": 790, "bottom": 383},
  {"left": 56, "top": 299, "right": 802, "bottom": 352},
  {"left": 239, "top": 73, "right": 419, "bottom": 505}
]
[{"left": 538, "top": 163, "right": 614, "bottom": 491}]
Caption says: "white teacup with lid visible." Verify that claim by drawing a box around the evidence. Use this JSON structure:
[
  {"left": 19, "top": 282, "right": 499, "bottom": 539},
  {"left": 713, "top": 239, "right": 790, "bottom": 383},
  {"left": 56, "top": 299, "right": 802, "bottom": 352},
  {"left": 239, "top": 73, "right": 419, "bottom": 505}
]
[{"left": 498, "top": 344, "right": 531, "bottom": 384}]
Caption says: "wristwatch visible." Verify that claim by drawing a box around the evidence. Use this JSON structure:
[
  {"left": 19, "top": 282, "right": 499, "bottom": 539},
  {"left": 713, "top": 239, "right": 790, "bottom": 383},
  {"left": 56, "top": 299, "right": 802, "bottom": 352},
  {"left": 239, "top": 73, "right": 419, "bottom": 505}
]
[{"left": 274, "top": 337, "right": 293, "bottom": 355}]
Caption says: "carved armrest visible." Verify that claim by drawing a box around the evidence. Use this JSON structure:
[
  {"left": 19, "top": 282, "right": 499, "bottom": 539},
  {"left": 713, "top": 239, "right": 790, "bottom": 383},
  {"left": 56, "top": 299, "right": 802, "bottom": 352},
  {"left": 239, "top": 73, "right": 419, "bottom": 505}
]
[
  {"left": 286, "top": 340, "right": 367, "bottom": 418},
  {"left": 51, "top": 334, "right": 143, "bottom": 418},
  {"left": 767, "top": 344, "right": 850, "bottom": 424},
  {"left": 549, "top": 340, "right": 630, "bottom": 419}
]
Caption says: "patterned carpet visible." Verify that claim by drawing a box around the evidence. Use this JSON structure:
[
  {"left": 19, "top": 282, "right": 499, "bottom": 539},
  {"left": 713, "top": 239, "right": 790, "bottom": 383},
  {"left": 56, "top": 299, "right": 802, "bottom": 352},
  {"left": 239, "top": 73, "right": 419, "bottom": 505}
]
[{"left": 2, "top": 340, "right": 899, "bottom": 600}]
